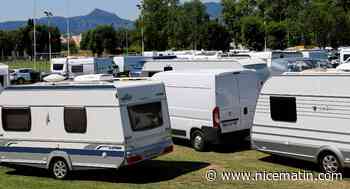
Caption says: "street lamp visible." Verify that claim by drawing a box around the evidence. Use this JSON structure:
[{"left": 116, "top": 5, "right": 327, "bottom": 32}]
[
  {"left": 137, "top": 0, "right": 144, "bottom": 56},
  {"left": 44, "top": 11, "right": 53, "bottom": 62}
]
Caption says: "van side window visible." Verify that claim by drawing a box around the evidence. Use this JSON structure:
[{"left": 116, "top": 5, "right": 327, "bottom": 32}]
[
  {"left": 64, "top": 107, "right": 87, "bottom": 133},
  {"left": 2, "top": 108, "right": 31, "bottom": 132},
  {"left": 270, "top": 96, "right": 297, "bottom": 122},
  {"left": 128, "top": 102, "right": 163, "bottom": 131}
]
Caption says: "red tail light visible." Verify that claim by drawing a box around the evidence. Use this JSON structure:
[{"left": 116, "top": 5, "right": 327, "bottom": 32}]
[
  {"left": 127, "top": 155, "right": 143, "bottom": 165},
  {"left": 212, "top": 106, "right": 220, "bottom": 128}
]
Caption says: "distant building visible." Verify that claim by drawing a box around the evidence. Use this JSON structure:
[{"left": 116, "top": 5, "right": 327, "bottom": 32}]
[{"left": 61, "top": 34, "right": 82, "bottom": 47}]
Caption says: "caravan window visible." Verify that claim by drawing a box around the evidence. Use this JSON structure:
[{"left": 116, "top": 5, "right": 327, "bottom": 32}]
[
  {"left": 53, "top": 64, "right": 64, "bottom": 71},
  {"left": 71, "top": 65, "right": 84, "bottom": 73},
  {"left": 2, "top": 108, "right": 31, "bottom": 132},
  {"left": 128, "top": 102, "right": 163, "bottom": 131},
  {"left": 270, "top": 96, "right": 297, "bottom": 122},
  {"left": 64, "top": 107, "right": 87, "bottom": 133}
]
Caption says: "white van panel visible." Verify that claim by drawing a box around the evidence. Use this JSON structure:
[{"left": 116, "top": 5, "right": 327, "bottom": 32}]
[{"left": 216, "top": 74, "right": 241, "bottom": 134}]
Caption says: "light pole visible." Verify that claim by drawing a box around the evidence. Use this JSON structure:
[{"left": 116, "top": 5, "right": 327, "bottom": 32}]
[
  {"left": 137, "top": 1, "right": 144, "bottom": 56},
  {"left": 33, "top": 0, "right": 37, "bottom": 70},
  {"left": 44, "top": 11, "right": 53, "bottom": 62}
]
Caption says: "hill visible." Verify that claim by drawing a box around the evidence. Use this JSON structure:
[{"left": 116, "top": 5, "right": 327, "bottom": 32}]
[{"left": 0, "top": 9, "right": 134, "bottom": 34}]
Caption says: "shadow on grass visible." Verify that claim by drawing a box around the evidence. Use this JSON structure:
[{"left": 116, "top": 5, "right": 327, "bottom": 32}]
[
  {"left": 4, "top": 160, "right": 210, "bottom": 183},
  {"left": 259, "top": 155, "right": 350, "bottom": 178},
  {"left": 173, "top": 138, "right": 251, "bottom": 154}
]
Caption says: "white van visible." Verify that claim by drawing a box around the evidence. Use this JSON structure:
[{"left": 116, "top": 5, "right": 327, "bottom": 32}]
[
  {"left": 142, "top": 59, "right": 269, "bottom": 83},
  {"left": 153, "top": 69, "right": 260, "bottom": 151},
  {"left": 252, "top": 72, "right": 350, "bottom": 173},
  {"left": 0, "top": 79, "right": 173, "bottom": 179}
]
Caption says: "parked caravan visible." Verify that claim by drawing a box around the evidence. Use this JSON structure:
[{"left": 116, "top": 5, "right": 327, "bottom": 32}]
[
  {"left": 339, "top": 47, "right": 350, "bottom": 64},
  {"left": 51, "top": 57, "right": 114, "bottom": 77},
  {"left": 113, "top": 56, "right": 147, "bottom": 77},
  {"left": 0, "top": 64, "right": 9, "bottom": 88},
  {"left": 248, "top": 51, "right": 303, "bottom": 67},
  {"left": 0, "top": 79, "right": 173, "bottom": 179},
  {"left": 142, "top": 58, "right": 269, "bottom": 83},
  {"left": 153, "top": 69, "right": 260, "bottom": 151},
  {"left": 252, "top": 73, "right": 350, "bottom": 173}
]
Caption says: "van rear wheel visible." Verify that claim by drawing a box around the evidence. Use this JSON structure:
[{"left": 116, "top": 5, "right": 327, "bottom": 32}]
[
  {"left": 319, "top": 152, "right": 342, "bottom": 173},
  {"left": 191, "top": 130, "right": 206, "bottom": 152},
  {"left": 50, "top": 158, "right": 69, "bottom": 179}
]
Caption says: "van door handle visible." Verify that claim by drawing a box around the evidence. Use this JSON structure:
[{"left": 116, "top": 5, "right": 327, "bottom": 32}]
[{"left": 0, "top": 134, "right": 3, "bottom": 137}]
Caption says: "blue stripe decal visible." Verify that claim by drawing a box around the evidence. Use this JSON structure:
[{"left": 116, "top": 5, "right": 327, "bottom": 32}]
[{"left": 0, "top": 147, "right": 124, "bottom": 157}]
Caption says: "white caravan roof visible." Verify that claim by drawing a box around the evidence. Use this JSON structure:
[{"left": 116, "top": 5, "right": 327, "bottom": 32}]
[
  {"left": 0, "top": 63, "right": 9, "bottom": 75},
  {"left": 0, "top": 79, "right": 164, "bottom": 107},
  {"left": 143, "top": 59, "right": 245, "bottom": 72},
  {"left": 262, "top": 73, "right": 350, "bottom": 97}
]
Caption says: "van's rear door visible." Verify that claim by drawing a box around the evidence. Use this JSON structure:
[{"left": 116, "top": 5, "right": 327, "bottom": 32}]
[
  {"left": 216, "top": 74, "right": 241, "bottom": 133},
  {"left": 117, "top": 83, "right": 172, "bottom": 165}
]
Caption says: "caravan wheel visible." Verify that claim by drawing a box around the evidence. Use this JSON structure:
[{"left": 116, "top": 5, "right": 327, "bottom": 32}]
[
  {"left": 50, "top": 158, "right": 70, "bottom": 179},
  {"left": 319, "top": 152, "right": 342, "bottom": 173}
]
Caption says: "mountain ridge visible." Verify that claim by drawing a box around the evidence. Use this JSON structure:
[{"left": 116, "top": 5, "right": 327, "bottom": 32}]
[{"left": 0, "top": 3, "right": 223, "bottom": 34}]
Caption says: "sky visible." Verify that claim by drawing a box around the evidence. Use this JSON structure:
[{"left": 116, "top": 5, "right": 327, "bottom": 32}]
[{"left": 0, "top": 0, "right": 220, "bottom": 22}]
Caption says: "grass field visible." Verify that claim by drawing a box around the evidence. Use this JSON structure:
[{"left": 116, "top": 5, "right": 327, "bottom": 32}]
[
  {"left": 0, "top": 142, "right": 349, "bottom": 189},
  {"left": 2, "top": 60, "right": 51, "bottom": 72}
]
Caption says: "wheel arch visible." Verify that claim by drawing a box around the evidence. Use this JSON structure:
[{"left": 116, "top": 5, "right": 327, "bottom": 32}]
[
  {"left": 47, "top": 151, "right": 73, "bottom": 171},
  {"left": 316, "top": 146, "right": 344, "bottom": 167}
]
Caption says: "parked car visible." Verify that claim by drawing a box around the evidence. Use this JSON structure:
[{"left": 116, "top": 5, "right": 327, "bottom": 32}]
[{"left": 10, "top": 68, "right": 40, "bottom": 84}]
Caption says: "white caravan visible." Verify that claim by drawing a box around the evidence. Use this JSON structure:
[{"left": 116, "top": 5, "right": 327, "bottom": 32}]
[
  {"left": 51, "top": 57, "right": 114, "bottom": 77},
  {"left": 339, "top": 47, "right": 350, "bottom": 64},
  {"left": 153, "top": 69, "right": 260, "bottom": 151},
  {"left": 113, "top": 56, "right": 147, "bottom": 76},
  {"left": 0, "top": 64, "right": 9, "bottom": 88},
  {"left": 141, "top": 58, "right": 269, "bottom": 83},
  {"left": 252, "top": 72, "right": 350, "bottom": 173},
  {"left": 0, "top": 79, "right": 173, "bottom": 179}
]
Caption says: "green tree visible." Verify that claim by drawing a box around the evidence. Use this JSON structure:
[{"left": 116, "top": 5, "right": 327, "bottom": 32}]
[
  {"left": 241, "top": 16, "right": 265, "bottom": 51},
  {"left": 267, "top": 21, "right": 288, "bottom": 50}
]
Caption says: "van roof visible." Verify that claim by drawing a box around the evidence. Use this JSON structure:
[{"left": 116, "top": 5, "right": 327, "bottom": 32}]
[{"left": 153, "top": 69, "right": 251, "bottom": 77}]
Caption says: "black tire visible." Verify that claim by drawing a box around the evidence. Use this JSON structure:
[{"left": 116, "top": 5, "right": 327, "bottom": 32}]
[
  {"left": 319, "top": 152, "right": 343, "bottom": 173},
  {"left": 191, "top": 130, "right": 206, "bottom": 152},
  {"left": 50, "top": 158, "right": 70, "bottom": 179},
  {"left": 17, "top": 78, "right": 25, "bottom": 85}
]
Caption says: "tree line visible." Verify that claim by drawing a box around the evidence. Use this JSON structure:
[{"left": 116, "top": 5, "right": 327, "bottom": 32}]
[
  {"left": 3, "top": 0, "right": 350, "bottom": 58},
  {"left": 0, "top": 20, "right": 61, "bottom": 60},
  {"left": 222, "top": 0, "right": 350, "bottom": 51}
]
